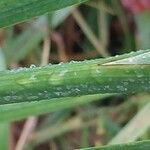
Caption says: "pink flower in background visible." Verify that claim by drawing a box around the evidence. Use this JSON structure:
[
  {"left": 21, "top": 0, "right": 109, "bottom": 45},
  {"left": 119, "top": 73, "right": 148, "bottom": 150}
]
[{"left": 122, "top": 0, "right": 150, "bottom": 13}]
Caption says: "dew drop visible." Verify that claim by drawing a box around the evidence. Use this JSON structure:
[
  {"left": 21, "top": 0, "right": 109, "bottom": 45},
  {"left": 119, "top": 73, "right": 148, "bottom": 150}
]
[
  {"left": 59, "top": 70, "right": 68, "bottom": 76},
  {"left": 58, "top": 62, "right": 64, "bottom": 65},
  {"left": 29, "top": 75, "right": 37, "bottom": 80},
  {"left": 137, "top": 74, "right": 144, "bottom": 78},
  {"left": 142, "top": 55, "right": 146, "bottom": 59},
  {"left": 129, "top": 58, "right": 133, "bottom": 63},
  {"left": 30, "top": 64, "right": 36, "bottom": 68},
  {"left": 96, "top": 69, "right": 101, "bottom": 73},
  {"left": 117, "top": 85, "right": 124, "bottom": 92},
  {"left": 75, "top": 88, "right": 80, "bottom": 92},
  {"left": 74, "top": 72, "right": 77, "bottom": 76},
  {"left": 54, "top": 92, "right": 61, "bottom": 96},
  {"left": 70, "top": 60, "right": 76, "bottom": 64},
  {"left": 123, "top": 82, "right": 128, "bottom": 86}
]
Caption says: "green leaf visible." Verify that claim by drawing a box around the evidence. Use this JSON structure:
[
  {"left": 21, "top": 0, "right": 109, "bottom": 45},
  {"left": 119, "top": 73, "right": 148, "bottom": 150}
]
[
  {"left": 109, "top": 102, "right": 150, "bottom": 144},
  {"left": 51, "top": 7, "right": 73, "bottom": 28},
  {"left": 0, "top": 50, "right": 149, "bottom": 105},
  {"left": 81, "top": 140, "right": 150, "bottom": 150},
  {"left": 0, "top": 123, "right": 10, "bottom": 150},
  {"left": 0, "top": 48, "right": 9, "bottom": 150},
  {"left": 31, "top": 115, "right": 95, "bottom": 145},
  {"left": 0, "top": 0, "right": 88, "bottom": 28},
  {"left": 0, "top": 94, "right": 109, "bottom": 122},
  {"left": 0, "top": 48, "right": 6, "bottom": 71},
  {"left": 111, "top": 0, "right": 135, "bottom": 50},
  {"left": 3, "top": 17, "right": 47, "bottom": 64},
  {"left": 135, "top": 11, "right": 150, "bottom": 49}
]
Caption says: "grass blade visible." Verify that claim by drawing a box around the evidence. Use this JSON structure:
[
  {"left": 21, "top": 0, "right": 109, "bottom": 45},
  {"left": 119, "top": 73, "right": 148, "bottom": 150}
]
[
  {"left": 0, "top": 0, "right": 88, "bottom": 28},
  {"left": 0, "top": 53, "right": 9, "bottom": 150},
  {"left": 30, "top": 116, "right": 96, "bottom": 145},
  {"left": 109, "top": 102, "right": 150, "bottom": 144},
  {"left": 81, "top": 140, "right": 150, "bottom": 150},
  {"left": 3, "top": 17, "right": 47, "bottom": 64},
  {"left": 0, "top": 48, "right": 6, "bottom": 70},
  {"left": 0, "top": 123, "right": 10, "bottom": 150},
  {"left": 0, "top": 94, "right": 109, "bottom": 122},
  {"left": 0, "top": 50, "right": 149, "bottom": 105}
]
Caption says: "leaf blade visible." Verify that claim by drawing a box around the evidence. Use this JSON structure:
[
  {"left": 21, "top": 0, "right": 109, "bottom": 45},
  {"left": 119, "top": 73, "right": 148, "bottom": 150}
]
[
  {"left": 0, "top": 0, "right": 88, "bottom": 28},
  {"left": 0, "top": 50, "right": 150, "bottom": 105},
  {"left": 80, "top": 140, "right": 150, "bottom": 150},
  {"left": 0, "top": 94, "right": 109, "bottom": 122}
]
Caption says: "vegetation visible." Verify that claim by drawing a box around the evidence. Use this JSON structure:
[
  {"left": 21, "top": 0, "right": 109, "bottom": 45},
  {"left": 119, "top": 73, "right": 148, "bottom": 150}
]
[{"left": 0, "top": 0, "right": 149, "bottom": 150}]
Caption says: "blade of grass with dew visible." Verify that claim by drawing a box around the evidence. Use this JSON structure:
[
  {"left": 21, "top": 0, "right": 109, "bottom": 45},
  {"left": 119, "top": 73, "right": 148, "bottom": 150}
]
[
  {"left": 0, "top": 0, "right": 88, "bottom": 28},
  {"left": 109, "top": 102, "right": 150, "bottom": 144},
  {"left": 0, "top": 94, "right": 110, "bottom": 122},
  {"left": 0, "top": 50, "right": 150, "bottom": 105},
  {"left": 80, "top": 140, "right": 150, "bottom": 150}
]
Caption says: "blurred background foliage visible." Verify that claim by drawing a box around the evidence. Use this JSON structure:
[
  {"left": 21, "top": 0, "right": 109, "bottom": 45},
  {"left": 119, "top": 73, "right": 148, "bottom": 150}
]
[{"left": 0, "top": 0, "right": 150, "bottom": 149}]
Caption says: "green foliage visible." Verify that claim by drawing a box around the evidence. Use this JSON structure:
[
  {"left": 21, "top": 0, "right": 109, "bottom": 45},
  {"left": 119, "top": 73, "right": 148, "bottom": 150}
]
[
  {"left": 0, "top": 0, "right": 149, "bottom": 149},
  {"left": 0, "top": 123, "right": 10, "bottom": 150},
  {"left": 0, "top": 94, "right": 109, "bottom": 122},
  {"left": 81, "top": 140, "right": 150, "bottom": 150},
  {"left": 0, "top": 0, "right": 88, "bottom": 28},
  {"left": 135, "top": 11, "right": 150, "bottom": 49},
  {"left": 0, "top": 50, "right": 149, "bottom": 105}
]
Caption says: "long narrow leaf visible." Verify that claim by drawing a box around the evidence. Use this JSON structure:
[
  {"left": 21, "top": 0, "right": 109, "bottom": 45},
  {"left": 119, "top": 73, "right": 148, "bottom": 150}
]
[
  {"left": 0, "top": 123, "right": 10, "bottom": 150},
  {"left": 0, "top": 50, "right": 149, "bottom": 105},
  {"left": 81, "top": 140, "right": 150, "bottom": 150},
  {"left": 0, "top": 94, "right": 109, "bottom": 122},
  {"left": 0, "top": 0, "right": 88, "bottom": 28},
  {"left": 109, "top": 102, "right": 150, "bottom": 144},
  {"left": 3, "top": 17, "right": 47, "bottom": 64}
]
